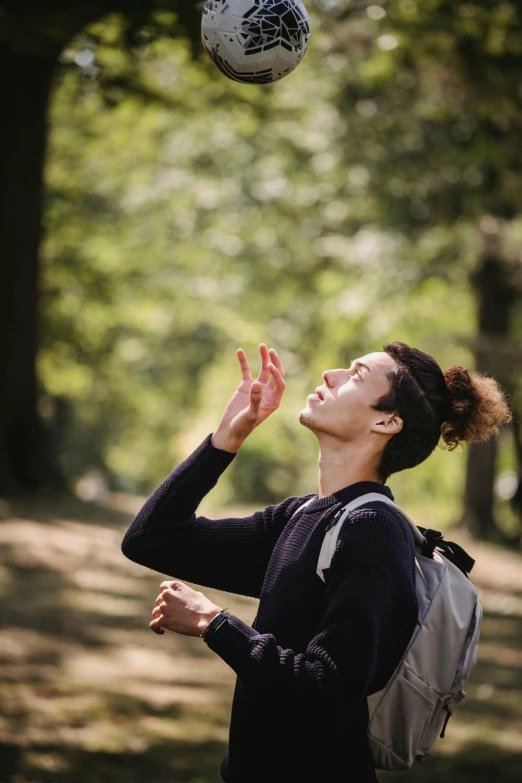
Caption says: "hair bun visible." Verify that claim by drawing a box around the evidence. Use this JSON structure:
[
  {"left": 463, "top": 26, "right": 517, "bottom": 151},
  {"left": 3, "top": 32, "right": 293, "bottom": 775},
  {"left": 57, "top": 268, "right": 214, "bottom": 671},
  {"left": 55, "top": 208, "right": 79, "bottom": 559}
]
[{"left": 441, "top": 366, "right": 512, "bottom": 450}]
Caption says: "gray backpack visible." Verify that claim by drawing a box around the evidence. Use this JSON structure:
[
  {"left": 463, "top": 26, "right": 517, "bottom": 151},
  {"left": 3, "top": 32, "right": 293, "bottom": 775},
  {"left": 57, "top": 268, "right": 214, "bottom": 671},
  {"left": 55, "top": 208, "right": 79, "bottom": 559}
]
[{"left": 295, "top": 492, "right": 482, "bottom": 771}]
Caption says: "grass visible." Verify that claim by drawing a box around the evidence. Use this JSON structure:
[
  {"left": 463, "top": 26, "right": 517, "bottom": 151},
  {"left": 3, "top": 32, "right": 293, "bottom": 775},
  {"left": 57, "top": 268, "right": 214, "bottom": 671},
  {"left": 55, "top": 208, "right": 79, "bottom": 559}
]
[{"left": 0, "top": 494, "right": 521, "bottom": 782}]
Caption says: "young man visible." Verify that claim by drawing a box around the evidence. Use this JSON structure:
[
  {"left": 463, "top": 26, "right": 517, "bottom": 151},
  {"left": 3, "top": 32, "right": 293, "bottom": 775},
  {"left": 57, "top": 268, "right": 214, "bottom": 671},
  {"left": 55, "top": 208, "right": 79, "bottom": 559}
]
[{"left": 121, "top": 341, "right": 510, "bottom": 783}]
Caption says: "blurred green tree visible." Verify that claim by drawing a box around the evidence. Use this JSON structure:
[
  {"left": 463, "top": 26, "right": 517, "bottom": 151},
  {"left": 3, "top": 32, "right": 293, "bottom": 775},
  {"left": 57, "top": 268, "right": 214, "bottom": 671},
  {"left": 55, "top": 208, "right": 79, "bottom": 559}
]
[
  {"left": 320, "top": 0, "right": 522, "bottom": 540},
  {"left": 0, "top": 1, "right": 201, "bottom": 494},
  {"left": 2, "top": 0, "right": 521, "bottom": 551},
  {"left": 39, "top": 9, "right": 481, "bottom": 526}
]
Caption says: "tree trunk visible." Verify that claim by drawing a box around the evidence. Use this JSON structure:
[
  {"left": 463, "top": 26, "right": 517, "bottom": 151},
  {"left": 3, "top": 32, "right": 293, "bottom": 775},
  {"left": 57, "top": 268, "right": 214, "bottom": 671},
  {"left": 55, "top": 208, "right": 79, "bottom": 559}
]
[
  {"left": 462, "top": 439, "right": 499, "bottom": 539},
  {"left": 510, "top": 407, "right": 522, "bottom": 520},
  {"left": 460, "top": 222, "right": 517, "bottom": 540},
  {"left": 0, "top": 45, "right": 60, "bottom": 496}
]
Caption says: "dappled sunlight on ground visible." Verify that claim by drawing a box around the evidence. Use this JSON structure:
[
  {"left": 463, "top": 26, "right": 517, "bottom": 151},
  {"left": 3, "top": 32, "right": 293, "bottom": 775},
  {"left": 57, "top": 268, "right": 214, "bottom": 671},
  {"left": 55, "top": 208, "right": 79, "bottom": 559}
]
[
  {"left": 0, "top": 497, "right": 257, "bottom": 781},
  {"left": 0, "top": 496, "right": 521, "bottom": 782}
]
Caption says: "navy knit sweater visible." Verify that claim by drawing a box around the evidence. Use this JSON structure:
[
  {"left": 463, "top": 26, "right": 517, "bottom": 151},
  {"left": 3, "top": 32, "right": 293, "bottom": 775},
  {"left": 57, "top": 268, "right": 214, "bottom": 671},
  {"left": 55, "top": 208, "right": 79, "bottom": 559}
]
[{"left": 121, "top": 434, "right": 419, "bottom": 783}]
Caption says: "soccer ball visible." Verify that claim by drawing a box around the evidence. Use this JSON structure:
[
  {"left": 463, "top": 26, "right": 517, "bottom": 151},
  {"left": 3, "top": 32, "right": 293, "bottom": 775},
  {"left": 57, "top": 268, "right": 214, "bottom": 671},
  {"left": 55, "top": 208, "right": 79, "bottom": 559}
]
[{"left": 201, "top": 0, "right": 310, "bottom": 85}]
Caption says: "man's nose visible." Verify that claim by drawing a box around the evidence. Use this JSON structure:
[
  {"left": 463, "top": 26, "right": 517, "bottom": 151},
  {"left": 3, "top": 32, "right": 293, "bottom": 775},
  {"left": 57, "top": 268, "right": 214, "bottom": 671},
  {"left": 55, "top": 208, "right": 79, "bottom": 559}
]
[{"left": 322, "top": 369, "right": 345, "bottom": 387}]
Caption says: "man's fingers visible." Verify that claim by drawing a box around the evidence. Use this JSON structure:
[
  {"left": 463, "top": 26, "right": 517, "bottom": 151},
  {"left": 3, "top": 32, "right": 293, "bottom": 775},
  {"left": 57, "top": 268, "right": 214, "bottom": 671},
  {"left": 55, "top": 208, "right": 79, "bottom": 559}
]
[
  {"left": 268, "top": 348, "right": 285, "bottom": 378},
  {"left": 268, "top": 363, "right": 286, "bottom": 395},
  {"left": 256, "top": 343, "right": 270, "bottom": 384},
  {"left": 149, "top": 616, "right": 165, "bottom": 635},
  {"left": 152, "top": 583, "right": 172, "bottom": 635},
  {"left": 244, "top": 382, "right": 262, "bottom": 423},
  {"left": 237, "top": 348, "right": 252, "bottom": 381},
  {"left": 250, "top": 382, "right": 262, "bottom": 407}
]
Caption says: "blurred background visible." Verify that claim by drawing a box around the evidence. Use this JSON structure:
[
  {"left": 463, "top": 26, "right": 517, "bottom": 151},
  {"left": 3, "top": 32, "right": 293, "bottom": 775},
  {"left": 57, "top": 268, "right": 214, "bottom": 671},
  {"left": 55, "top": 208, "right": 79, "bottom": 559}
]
[{"left": 1, "top": 0, "right": 522, "bottom": 780}]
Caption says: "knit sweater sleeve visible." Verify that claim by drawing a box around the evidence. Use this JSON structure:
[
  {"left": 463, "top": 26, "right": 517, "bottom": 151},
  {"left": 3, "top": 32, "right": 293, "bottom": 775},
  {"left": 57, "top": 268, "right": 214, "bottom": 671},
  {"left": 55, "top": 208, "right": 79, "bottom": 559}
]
[
  {"left": 206, "top": 506, "right": 419, "bottom": 716},
  {"left": 121, "top": 433, "right": 311, "bottom": 598}
]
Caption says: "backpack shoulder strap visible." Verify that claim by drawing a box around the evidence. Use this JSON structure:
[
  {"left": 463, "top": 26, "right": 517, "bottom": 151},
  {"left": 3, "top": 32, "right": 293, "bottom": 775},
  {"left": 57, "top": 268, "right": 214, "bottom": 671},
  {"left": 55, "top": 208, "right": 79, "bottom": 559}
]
[
  {"left": 316, "top": 493, "right": 476, "bottom": 582},
  {"left": 339, "top": 493, "right": 426, "bottom": 545},
  {"left": 355, "top": 496, "right": 475, "bottom": 574},
  {"left": 289, "top": 496, "right": 315, "bottom": 519},
  {"left": 316, "top": 492, "right": 426, "bottom": 584}
]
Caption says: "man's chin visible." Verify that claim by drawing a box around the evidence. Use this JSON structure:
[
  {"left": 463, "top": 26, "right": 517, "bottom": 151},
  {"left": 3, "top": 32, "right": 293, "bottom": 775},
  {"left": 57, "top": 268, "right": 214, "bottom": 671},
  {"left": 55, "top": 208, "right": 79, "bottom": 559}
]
[{"left": 298, "top": 408, "right": 314, "bottom": 430}]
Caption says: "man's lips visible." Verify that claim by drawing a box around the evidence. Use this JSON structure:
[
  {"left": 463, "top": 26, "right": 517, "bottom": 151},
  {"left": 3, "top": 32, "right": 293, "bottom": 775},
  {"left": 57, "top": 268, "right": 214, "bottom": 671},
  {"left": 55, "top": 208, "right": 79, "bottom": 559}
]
[{"left": 307, "top": 387, "right": 324, "bottom": 401}]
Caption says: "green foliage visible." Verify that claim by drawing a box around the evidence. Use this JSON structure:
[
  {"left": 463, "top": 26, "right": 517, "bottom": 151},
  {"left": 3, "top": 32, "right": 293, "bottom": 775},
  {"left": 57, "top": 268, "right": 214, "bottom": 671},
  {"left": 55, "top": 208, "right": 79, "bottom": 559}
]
[{"left": 40, "top": 5, "right": 521, "bottom": 524}]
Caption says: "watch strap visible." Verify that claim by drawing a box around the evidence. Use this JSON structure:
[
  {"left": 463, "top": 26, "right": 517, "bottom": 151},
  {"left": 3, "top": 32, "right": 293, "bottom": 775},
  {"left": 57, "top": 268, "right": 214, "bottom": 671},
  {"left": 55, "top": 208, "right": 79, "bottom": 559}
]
[{"left": 200, "top": 608, "right": 230, "bottom": 642}]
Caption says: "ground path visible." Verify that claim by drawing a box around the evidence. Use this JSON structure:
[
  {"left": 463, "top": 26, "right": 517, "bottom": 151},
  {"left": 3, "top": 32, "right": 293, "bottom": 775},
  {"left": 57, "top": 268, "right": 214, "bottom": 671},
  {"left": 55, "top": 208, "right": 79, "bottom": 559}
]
[{"left": 0, "top": 495, "right": 521, "bottom": 782}]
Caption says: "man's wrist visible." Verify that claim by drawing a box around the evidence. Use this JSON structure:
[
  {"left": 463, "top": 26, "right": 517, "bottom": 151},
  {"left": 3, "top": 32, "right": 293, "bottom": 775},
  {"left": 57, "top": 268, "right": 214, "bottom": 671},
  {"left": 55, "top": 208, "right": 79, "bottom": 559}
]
[
  {"left": 199, "top": 607, "right": 230, "bottom": 641},
  {"left": 211, "top": 429, "right": 243, "bottom": 454},
  {"left": 197, "top": 606, "right": 225, "bottom": 637}
]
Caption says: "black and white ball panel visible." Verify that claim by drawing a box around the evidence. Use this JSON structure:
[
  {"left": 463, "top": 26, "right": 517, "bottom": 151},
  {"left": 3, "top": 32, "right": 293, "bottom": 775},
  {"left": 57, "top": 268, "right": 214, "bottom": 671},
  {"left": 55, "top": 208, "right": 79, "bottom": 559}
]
[{"left": 202, "top": 0, "right": 310, "bottom": 84}]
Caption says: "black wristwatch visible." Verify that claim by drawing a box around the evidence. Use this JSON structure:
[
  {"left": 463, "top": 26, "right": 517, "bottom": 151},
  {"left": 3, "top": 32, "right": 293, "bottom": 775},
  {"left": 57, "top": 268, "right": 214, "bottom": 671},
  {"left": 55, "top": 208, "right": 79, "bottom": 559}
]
[{"left": 200, "top": 608, "right": 230, "bottom": 643}]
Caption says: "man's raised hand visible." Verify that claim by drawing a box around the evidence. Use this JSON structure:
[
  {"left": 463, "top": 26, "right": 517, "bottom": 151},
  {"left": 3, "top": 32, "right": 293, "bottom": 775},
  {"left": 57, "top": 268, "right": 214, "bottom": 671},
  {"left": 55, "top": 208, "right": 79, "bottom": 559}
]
[{"left": 211, "top": 343, "right": 286, "bottom": 453}]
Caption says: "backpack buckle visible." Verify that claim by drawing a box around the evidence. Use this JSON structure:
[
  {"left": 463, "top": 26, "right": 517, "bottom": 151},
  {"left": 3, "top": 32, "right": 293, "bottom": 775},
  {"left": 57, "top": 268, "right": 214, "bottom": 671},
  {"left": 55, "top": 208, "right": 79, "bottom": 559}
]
[
  {"left": 422, "top": 529, "right": 444, "bottom": 558},
  {"left": 325, "top": 509, "right": 342, "bottom": 532}
]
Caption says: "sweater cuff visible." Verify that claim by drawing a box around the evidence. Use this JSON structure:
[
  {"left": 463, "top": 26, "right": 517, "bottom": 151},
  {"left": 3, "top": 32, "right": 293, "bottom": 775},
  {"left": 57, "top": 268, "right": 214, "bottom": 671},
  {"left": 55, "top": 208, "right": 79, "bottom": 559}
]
[
  {"left": 205, "top": 612, "right": 259, "bottom": 672},
  {"left": 178, "top": 432, "right": 237, "bottom": 492},
  {"left": 201, "top": 432, "right": 239, "bottom": 467}
]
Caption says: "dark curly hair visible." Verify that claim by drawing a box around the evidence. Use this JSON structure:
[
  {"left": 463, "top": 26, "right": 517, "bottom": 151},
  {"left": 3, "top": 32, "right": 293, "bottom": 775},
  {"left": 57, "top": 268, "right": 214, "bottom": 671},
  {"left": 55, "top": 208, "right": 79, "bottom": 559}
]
[{"left": 373, "top": 341, "right": 512, "bottom": 483}]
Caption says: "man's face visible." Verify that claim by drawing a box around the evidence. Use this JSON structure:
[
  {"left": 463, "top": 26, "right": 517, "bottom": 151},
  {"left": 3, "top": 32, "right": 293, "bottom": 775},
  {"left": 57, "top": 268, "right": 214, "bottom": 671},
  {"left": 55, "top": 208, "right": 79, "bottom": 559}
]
[{"left": 299, "top": 351, "right": 399, "bottom": 442}]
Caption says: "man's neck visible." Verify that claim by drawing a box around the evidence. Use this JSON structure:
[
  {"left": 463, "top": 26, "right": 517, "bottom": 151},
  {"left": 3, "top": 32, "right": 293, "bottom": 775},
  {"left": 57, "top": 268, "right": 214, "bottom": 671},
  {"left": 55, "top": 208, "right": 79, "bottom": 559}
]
[{"left": 317, "top": 438, "right": 382, "bottom": 498}]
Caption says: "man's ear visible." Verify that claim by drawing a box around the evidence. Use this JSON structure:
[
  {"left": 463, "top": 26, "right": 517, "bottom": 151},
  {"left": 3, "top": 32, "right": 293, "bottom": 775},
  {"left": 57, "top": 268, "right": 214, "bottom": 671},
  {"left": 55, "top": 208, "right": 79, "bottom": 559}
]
[{"left": 371, "top": 414, "right": 403, "bottom": 436}]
